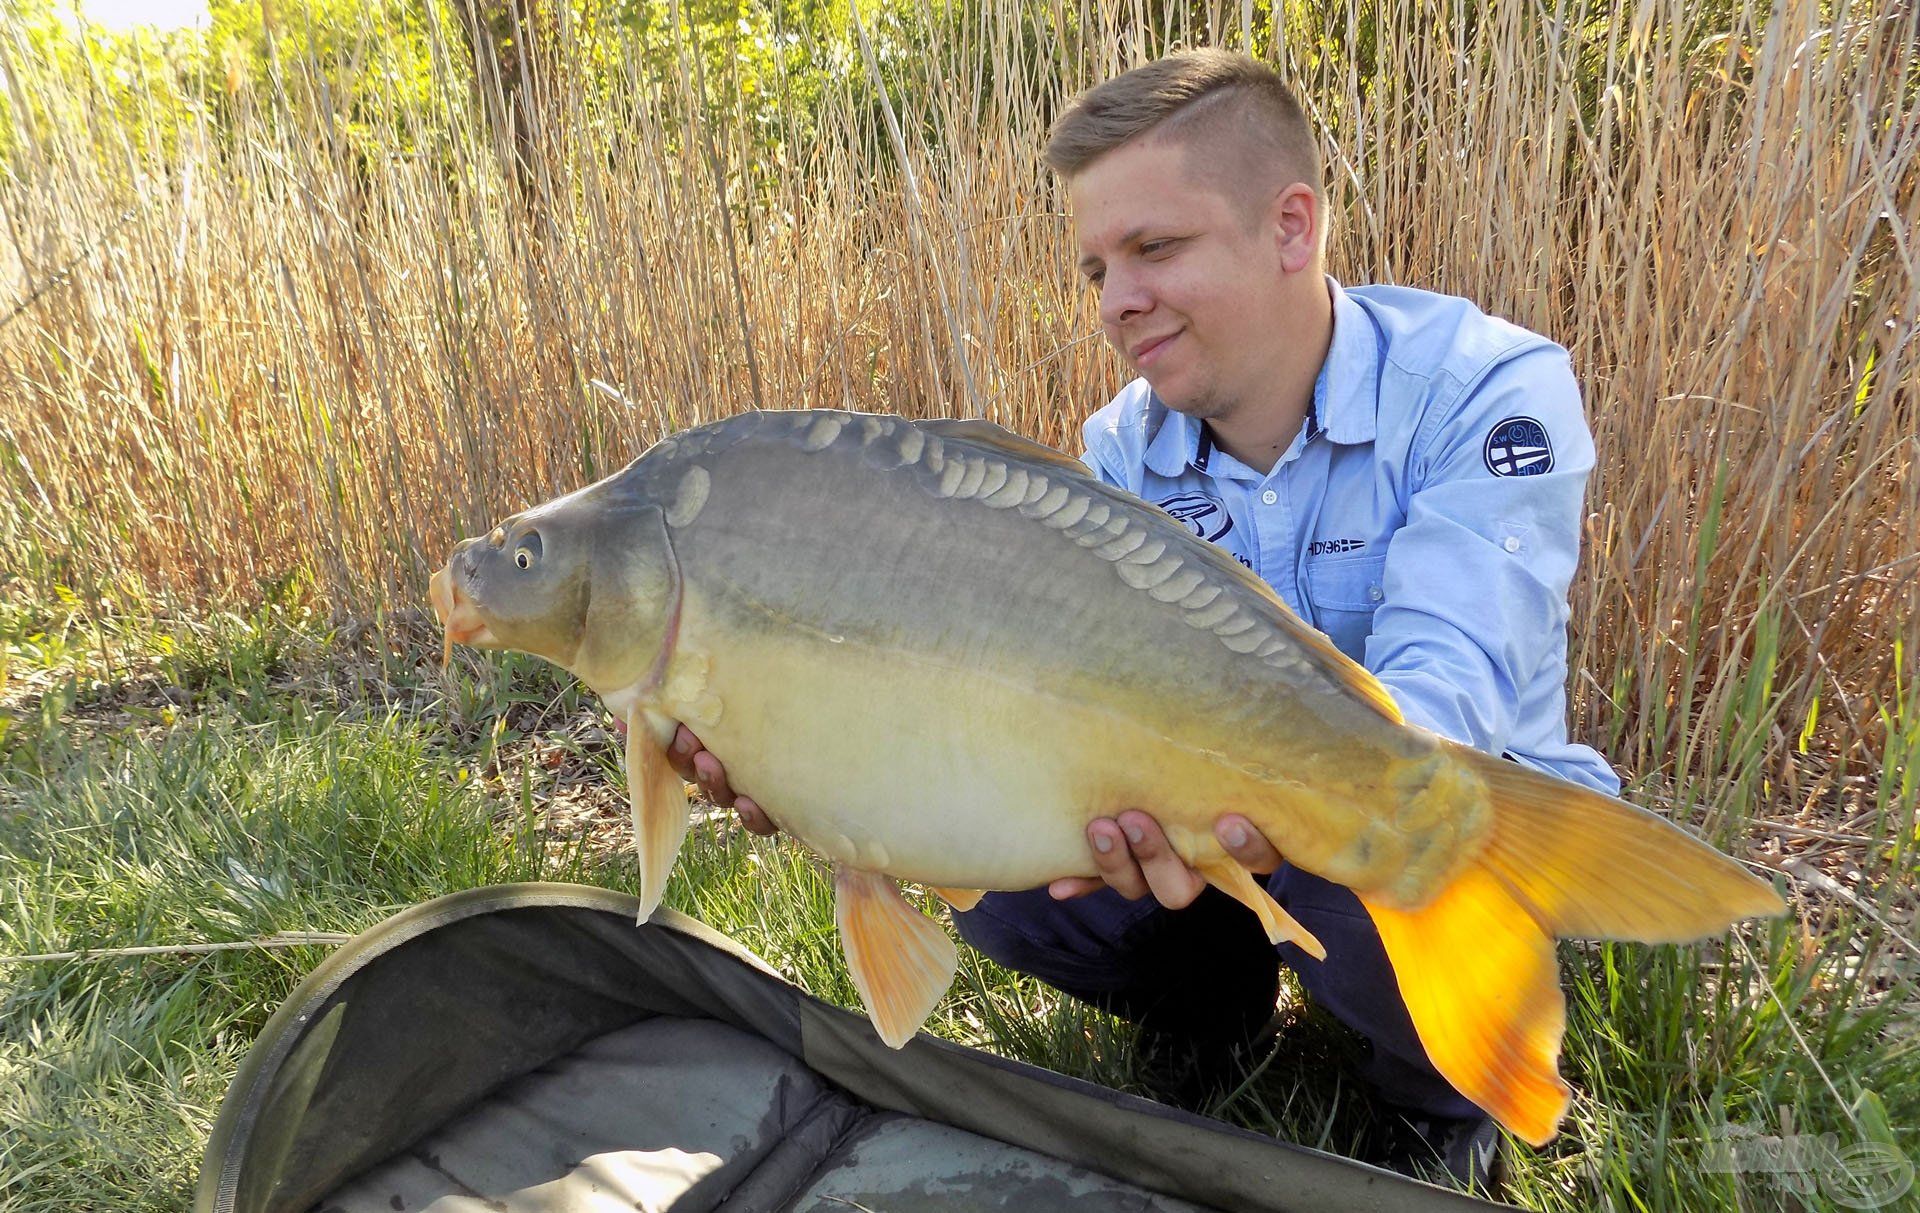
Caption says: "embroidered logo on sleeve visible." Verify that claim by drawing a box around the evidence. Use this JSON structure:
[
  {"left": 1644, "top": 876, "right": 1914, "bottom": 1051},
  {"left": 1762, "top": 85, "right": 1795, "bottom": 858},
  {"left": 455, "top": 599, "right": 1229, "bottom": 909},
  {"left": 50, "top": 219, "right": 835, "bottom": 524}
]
[
  {"left": 1484, "top": 416, "right": 1554, "bottom": 477},
  {"left": 1159, "top": 492, "right": 1234, "bottom": 542}
]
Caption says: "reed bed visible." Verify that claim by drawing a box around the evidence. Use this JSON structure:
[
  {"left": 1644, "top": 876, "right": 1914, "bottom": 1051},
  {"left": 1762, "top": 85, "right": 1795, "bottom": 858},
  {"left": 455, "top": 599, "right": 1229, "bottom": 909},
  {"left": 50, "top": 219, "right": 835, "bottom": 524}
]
[
  {"left": 4, "top": 1, "right": 1914, "bottom": 820},
  {"left": 1, "top": 3, "right": 1912, "bottom": 761}
]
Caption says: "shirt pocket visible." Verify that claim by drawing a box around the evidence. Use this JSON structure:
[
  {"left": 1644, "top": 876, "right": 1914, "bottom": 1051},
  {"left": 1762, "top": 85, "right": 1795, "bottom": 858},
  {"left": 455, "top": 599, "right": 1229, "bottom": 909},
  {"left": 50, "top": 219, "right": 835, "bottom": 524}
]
[{"left": 1304, "top": 553, "right": 1390, "bottom": 662}]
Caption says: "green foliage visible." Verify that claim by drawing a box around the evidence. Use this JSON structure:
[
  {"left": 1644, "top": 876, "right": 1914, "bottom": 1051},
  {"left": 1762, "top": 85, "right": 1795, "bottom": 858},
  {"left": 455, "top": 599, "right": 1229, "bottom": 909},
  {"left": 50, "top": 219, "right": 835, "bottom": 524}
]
[
  {"left": 0, "top": 0, "right": 205, "bottom": 167},
  {"left": 0, "top": 0, "right": 466, "bottom": 180},
  {"left": 200, "top": 0, "right": 455, "bottom": 154},
  {"left": 0, "top": 606, "right": 606, "bottom": 1210},
  {"left": 551, "top": 0, "right": 987, "bottom": 198},
  {"left": 1, "top": 0, "right": 1051, "bottom": 202}
]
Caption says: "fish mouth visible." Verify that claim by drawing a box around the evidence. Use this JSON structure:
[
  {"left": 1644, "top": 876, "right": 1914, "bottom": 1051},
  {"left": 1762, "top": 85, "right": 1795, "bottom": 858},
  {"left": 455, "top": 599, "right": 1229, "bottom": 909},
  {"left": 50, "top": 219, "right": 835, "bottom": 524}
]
[{"left": 428, "top": 564, "right": 499, "bottom": 666}]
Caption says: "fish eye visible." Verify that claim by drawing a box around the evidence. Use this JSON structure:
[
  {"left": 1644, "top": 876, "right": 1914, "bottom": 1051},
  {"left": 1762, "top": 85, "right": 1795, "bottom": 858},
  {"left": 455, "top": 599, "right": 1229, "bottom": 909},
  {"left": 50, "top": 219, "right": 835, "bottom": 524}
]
[{"left": 513, "top": 530, "right": 543, "bottom": 570}]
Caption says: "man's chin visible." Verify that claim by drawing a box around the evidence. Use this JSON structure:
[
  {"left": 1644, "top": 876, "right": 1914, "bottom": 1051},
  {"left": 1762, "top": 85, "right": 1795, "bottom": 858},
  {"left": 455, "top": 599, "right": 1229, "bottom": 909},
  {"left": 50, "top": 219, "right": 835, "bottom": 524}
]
[{"left": 1149, "top": 383, "right": 1225, "bottom": 422}]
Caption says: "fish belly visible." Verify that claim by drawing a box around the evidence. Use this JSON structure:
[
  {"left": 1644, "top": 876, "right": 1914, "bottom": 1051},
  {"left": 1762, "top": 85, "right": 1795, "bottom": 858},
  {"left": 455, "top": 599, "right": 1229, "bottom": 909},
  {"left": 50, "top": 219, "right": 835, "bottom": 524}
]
[{"left": 664, "top": 618, "right": 1336, "bottom": 891}]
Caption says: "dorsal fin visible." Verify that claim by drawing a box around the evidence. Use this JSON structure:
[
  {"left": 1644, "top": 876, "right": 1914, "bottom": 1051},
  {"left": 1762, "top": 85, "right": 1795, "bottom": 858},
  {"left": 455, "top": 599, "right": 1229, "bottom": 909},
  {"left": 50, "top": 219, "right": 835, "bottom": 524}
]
[{"left": 914, "top": 418, "right": 1094, "bottom": 476}]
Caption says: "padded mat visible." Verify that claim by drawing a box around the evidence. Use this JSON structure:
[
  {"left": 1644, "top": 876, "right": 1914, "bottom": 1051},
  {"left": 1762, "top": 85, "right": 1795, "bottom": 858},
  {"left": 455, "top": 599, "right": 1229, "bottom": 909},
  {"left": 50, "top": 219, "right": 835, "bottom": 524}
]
[{"left": 315, "top": 1017, "right": 1210, "bottom": 1213}]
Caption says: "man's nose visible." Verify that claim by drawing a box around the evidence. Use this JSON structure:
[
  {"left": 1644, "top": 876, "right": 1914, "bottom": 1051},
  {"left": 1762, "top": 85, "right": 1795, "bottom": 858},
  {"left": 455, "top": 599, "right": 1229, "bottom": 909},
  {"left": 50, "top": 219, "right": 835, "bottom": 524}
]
[{"left": 1097, "top": 265, "right": 1150, "bottom": 328}]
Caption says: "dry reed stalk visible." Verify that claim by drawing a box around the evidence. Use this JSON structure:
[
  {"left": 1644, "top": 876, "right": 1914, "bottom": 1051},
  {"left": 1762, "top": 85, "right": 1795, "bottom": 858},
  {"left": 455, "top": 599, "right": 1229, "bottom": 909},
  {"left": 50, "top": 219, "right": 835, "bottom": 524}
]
[{"left": 0, "top": 1, "right": 1913, "bottom": 840}]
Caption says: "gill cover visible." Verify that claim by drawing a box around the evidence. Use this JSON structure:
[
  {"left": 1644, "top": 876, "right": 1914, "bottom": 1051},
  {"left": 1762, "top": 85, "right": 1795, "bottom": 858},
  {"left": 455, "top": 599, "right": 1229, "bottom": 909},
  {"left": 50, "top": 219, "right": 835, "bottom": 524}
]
[{"left": 568, "top": 501, "right": 682, "bottom": 697}]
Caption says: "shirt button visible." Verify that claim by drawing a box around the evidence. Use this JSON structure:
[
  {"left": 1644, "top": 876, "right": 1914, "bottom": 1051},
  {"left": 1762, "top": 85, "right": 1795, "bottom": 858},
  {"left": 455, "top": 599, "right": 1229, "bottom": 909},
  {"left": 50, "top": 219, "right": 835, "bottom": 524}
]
[
  {"left": 1260, "top": 489, "right": 1278, "bottom": 505},
  {"left": 1503, "top": 536, "right": 1521, "bottom": 553},
  {"left": 1367, "top": 585, "right": 1384, "bottom": 602}
]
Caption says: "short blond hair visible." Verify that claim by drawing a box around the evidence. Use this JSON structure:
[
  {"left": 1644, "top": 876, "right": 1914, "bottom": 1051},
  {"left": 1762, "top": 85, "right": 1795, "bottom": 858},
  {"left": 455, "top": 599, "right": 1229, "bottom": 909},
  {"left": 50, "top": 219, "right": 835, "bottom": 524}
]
[{"left": 1046, "top": 50, "right": 1322, "bottom": 216}]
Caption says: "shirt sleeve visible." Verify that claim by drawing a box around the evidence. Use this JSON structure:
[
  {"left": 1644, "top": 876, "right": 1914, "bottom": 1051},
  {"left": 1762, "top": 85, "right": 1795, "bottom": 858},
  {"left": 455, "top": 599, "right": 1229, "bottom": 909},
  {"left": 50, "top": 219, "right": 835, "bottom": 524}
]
[{"left": 1364, "top": 344, "right": 1596, "bottom": 755}]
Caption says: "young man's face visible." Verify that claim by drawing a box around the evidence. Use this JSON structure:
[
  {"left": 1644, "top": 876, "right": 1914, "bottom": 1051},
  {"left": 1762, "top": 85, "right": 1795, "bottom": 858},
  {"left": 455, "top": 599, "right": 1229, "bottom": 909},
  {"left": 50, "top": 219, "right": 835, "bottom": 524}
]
[{"left": 1071, "top": 135, "right": 1311, "bottom": 424}]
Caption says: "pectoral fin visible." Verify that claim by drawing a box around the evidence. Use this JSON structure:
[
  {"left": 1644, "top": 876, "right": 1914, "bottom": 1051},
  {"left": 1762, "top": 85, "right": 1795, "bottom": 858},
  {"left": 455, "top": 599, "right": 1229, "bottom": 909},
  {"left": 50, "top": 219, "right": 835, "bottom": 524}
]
[
  {"left": 1197, "top": 858, "right": 1326, "bottom": 960},
  {"left": 930, "top": 886, "right": 985, "bottom": 912},
  {"left": 627, "top": 706, "right": 689, "bottom": 924},
  {"left": 835, "top": 866, "right": 958, "bottom": 1048}
]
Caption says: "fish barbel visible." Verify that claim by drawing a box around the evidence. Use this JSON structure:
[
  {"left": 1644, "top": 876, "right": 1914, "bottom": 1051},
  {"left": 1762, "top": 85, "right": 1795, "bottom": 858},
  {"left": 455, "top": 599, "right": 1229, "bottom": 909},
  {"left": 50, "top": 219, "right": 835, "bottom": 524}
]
[{"left": 428, "top": 408, "right": 1784, "bottom": 1146}]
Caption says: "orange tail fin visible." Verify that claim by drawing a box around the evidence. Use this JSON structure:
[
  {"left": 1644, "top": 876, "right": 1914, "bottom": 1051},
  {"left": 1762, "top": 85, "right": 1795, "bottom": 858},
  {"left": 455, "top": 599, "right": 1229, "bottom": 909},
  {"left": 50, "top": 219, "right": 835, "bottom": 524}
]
[{"left": 1361, "top": 753, "right": 1785, "bottom": 1146}]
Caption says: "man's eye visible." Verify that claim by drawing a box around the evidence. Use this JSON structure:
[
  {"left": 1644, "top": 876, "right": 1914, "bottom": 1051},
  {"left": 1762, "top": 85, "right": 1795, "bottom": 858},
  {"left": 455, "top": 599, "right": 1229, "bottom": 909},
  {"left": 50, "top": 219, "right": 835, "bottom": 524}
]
[
  {"left": 1087, "top": 271, "right": 1105, "bottom": 289},
  {"left": 1141, "top": 240, "right": 1171, "bottom": 257}
]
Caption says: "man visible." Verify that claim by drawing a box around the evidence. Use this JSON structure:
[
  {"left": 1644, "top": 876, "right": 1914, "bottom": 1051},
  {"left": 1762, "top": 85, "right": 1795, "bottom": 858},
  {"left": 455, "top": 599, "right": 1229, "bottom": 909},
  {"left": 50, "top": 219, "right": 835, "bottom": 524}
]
[{"left": 665, "top": 49, "right": 1615, "bottom": 1192}]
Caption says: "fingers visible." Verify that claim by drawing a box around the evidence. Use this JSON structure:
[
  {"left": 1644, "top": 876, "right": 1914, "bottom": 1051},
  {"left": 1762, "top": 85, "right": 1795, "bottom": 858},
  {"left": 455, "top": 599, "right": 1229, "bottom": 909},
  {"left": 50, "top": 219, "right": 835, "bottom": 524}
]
[
  {"left": 1084, "top": 816, "right": 1151, "bottom": 900},
  {"left": 1048, "top": 875, "right": 1108, "bottom": 900},
  {"left": 691, "top": 749, "right": 736, "bottom": 808},
  {"left": 734, "top": 794, "right": 779, "bottom": 837},
  {"left": 1214, "top": 814, "right": 1284, "bottom": 876},
  {"left": 666, "top": 725, "right": 699, "bottom": 782},
  {"left": 1057, "top": 813, "right": 1206, "bottom": 909},
  {"left": 1117, "top": 811, "right": 1208, "bottom": 909},
  {"left": 668, "top": 725, "right": 778, "bottom": 837},
  {"left": 1054, "top": 812, "right": 1281, "bottom": 908},
  {"left": 669, "top": 725, "right": 735, "bottom": 808}
]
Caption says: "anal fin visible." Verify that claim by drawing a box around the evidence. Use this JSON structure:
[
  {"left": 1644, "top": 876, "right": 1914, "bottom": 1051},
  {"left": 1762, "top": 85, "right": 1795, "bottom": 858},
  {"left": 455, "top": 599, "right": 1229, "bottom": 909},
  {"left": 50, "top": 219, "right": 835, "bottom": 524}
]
[
  {"left": 930, "top": 886, "right": 986, "bottom": 912},
  {"left": 835, "top": 866, "right": 958, "bottom": 1048},
  {"left": 627, "top": 707, "right": 690, "bottom": 923},
  {"left": 1360, "top": 866, "right": 1571, "bottom": 1147},
  {"left": 1197, "top": 858, "right": 1326, "bottom": 960}
]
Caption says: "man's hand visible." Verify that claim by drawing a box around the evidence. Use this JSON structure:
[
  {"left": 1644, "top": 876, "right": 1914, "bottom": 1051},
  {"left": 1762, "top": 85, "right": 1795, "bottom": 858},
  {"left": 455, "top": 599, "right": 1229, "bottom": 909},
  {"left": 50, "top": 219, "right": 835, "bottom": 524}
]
[
  {"left": 613, "top": 716, "right": 779, "bottom": 836},
  {"left": 1047, "top": 811, "right": 1282, "bottom": 907},
  {"left": 667, "top": 725, "right": 779, "bottom": 836}
]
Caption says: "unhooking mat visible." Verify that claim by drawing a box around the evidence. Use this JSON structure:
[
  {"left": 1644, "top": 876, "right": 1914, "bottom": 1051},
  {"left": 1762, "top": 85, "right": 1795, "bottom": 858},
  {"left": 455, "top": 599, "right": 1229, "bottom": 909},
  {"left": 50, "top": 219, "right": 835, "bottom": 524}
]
[{"left": 196, "top": 883, "right": 1507, "bottom": 1213}]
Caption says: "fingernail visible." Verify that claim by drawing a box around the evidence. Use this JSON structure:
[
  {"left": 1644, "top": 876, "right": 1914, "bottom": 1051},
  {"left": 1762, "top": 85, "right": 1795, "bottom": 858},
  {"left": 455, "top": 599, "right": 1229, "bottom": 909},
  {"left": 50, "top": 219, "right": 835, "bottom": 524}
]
[
  {"left": 1123, "top": 824, "right": 1143, "bottom": 845},
  {"left": 1093, "top": 833, "right": 1113, "bottom": 854},
  {"left": 1223, "top": 822, "right": 1248, "bottom": 848},
  {"left": 672, "top": 736, "right": 692, "bottom": 755}
]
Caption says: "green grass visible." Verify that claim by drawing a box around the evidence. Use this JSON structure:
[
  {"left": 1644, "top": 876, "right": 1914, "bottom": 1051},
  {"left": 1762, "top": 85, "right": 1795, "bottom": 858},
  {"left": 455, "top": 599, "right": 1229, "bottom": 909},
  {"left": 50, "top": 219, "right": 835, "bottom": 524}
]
[{"left": 2, "top": 601, "right": 1915, "bottom": 1211}]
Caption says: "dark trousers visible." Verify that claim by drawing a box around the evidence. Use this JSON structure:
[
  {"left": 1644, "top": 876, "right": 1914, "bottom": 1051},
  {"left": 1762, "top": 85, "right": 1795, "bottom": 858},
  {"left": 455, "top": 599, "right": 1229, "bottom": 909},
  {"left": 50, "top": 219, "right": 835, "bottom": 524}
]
[{"left": 951, "top": 863, "right": 1482, "bottom": 1119}]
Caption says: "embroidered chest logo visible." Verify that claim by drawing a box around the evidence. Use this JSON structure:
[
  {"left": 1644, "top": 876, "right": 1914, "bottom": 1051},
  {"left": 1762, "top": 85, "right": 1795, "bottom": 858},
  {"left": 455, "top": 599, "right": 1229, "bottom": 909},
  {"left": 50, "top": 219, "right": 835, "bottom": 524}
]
[
  {"left": 1484, "top": 416, "right": 1554, "bottom": 477},
  {"left": 1308, "top": 538, "right": 1368, "bottom": 556},
  {"left": 1158, "top": 492, "right": 1234, "bottom": 542}
]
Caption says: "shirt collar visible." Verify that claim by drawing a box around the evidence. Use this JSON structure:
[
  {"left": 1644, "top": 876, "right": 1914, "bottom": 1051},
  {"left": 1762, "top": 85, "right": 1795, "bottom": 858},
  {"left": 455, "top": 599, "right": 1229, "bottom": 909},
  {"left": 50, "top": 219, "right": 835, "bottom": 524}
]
[
  {"left": 1143, "top": 400, "right": 1203, "bottom": 477},
  {"left": 1139, "top": 274, "right": 1381, "bottom": 478},
  {"left": 1315, "top": 275, "right": 1380, "bottom": 446}
]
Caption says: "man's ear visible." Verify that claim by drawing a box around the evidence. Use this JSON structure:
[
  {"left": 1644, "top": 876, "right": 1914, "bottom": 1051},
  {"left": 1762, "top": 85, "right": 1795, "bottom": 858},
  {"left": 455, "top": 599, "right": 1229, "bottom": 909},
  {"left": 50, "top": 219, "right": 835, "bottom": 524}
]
[{"left": 1269, "top": 181, "right": 1320, "bottom": 274}]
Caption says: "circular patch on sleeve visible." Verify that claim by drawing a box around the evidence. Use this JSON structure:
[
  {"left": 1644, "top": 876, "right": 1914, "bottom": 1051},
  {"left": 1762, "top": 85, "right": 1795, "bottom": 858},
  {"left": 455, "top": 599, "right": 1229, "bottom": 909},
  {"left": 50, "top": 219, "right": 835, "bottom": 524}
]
[{"left": 1483, "top": 416, "right": 1554, "bottom": 477}]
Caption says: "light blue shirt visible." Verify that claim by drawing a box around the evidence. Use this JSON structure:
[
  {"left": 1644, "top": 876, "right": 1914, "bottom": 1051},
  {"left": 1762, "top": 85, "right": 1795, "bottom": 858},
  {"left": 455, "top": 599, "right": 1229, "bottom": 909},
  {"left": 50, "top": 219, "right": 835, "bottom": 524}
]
[{"left": 1081, "top": 277, "right": 1621, "bottom": 795}]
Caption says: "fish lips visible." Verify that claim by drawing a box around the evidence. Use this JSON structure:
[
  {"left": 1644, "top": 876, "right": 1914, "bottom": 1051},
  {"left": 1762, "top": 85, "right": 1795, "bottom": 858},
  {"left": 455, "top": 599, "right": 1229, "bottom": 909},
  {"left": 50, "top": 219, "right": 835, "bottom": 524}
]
[{"left": 428, "top": 561, "right": 500, "bottom": 655}]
